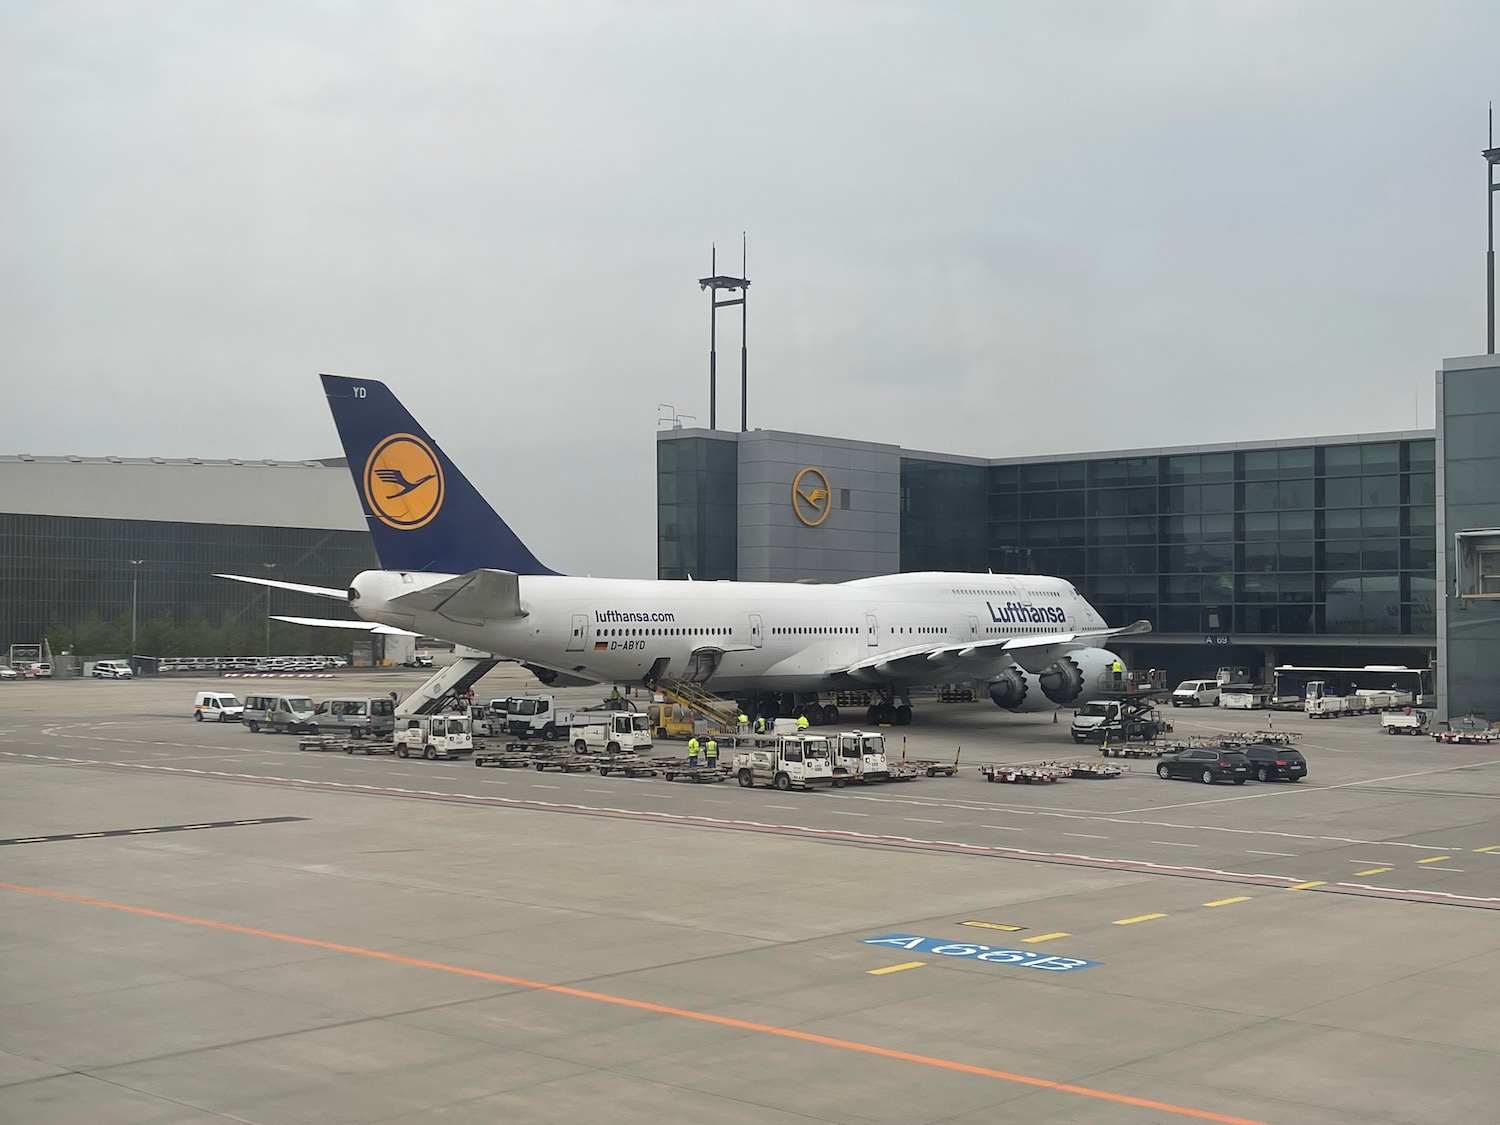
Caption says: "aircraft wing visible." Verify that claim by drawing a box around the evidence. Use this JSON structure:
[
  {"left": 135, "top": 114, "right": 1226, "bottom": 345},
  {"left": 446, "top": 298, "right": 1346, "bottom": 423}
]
[
  {"left": 835, "top": 619, "right": 1152, "bottom": 683},
  {"left": 216, "top": 573, "right": 348, "bottom": 600},
  {"left": 271, "top": 615, "right": 420, "bottom": 637},
  {"left": 390, "top": 569, "right": 524, "bottom": 625}
]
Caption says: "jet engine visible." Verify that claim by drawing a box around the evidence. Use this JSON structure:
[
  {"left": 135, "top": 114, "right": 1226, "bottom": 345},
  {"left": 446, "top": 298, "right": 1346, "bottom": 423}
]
[
  {"left": 1037, "top": 647, "right": 1120, "bottom": 707},
  {"left": 987, "top": 668, "right": 1052, "bottom": 712}
]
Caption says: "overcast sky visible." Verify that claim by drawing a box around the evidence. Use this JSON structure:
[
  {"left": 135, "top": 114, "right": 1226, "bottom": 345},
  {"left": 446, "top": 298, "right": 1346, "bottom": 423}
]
[{"left": 2, "top": 2, "right": 1496, "bottom": 576}]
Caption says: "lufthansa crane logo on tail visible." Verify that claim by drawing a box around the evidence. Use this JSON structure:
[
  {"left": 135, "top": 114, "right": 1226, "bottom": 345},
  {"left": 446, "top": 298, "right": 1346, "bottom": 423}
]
[
  {"left": 363, "top": 433, "right": 445, "bottom": 530},
  {"left": 792, "top": 466, "right": 832, "bottom": 527}
]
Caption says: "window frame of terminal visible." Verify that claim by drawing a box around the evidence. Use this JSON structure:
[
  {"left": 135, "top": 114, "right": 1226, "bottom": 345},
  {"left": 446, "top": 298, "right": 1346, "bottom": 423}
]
[{"left": 1454, "top": 529, "right": 1500, "bottom": 599}]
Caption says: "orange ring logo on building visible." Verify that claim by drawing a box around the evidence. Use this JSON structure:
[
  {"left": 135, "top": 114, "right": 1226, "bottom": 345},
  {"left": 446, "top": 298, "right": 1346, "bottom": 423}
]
[
  {"left": 363, "top": 433, "right": 445, "bottom": 530},
  {"left": 792, "top": 467, "right": 832, "bottom": 527}
]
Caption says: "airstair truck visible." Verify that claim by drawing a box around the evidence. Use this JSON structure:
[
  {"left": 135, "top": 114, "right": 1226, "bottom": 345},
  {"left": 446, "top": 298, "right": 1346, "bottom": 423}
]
[{"left": 733, "top": 735, "right": 835, "bottom": 791}]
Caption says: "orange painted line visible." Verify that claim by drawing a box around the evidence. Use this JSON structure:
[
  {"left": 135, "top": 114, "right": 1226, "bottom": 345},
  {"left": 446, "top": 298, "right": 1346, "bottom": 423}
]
[{"left": 0, "top": 880, "right": 1270, "bottom": 1125}]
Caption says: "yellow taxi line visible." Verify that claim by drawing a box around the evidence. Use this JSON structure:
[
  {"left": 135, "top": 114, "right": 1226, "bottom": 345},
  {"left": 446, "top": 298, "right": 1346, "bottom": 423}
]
[
  {"left": 1021, "top": 932, "right": 1070, "bottom": 944},
  {"left": 1202, "top": 896, "right": 1251, "bottom": 907},
  {"left": 867, "top": 961, "right": 925, "bottom": 976},
  {"left": 1112, "top": 913, "right": 1166, "bottom": 926},
  {"left": 1354, "top": 867, "right": 1392, "bottom": 876},
  {"left": 1287, "top": 881, "right": 1325, "bottom": 891},
  {"left": 1416, "top": 855, "right": 1451, "bottom": 864}
]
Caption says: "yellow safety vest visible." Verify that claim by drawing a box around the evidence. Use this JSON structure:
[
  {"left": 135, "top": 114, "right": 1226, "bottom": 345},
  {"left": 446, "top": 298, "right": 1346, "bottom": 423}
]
[
  {"left": 706, "top": 741, "right": 717, "bottom": 755},
  {"left": 687, "top": 739, "right": 700, "bottom": 755}
]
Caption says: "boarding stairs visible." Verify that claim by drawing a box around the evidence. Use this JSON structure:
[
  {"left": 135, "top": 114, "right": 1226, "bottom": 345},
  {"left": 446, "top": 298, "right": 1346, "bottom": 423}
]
[
  {"left": 398, "top": 655, "right": 502, "bottom": 717},
  {"left": 646, "top": 675, "right": 741, "bottom": 734}
]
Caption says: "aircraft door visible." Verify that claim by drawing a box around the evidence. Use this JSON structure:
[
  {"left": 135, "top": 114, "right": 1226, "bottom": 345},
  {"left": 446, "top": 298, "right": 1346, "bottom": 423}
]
[
  {"left": 967, "top": 615, "right": 980, "bottom": 641},
  {"left": 566, "top": 613, "right": 587, "bottom": 652},
  {"left": 748, "top": 613, "right": 763, "bottom": 648},
  {"left": 865, "top": 613, "right": 879, "bottom": 646}
]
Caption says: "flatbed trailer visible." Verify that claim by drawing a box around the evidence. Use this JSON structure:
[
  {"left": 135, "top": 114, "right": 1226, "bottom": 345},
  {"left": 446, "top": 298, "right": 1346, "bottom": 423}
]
[
  {"left": 897, "top": 746, "right": 962, "bottom": 777},
  {"left": 1433, "top": 729, "right": 1500, "bottom": 744},
  {"left": 531, "top": 753, "right": 596, "bottom": 773},
  {"left": 659, "top": 761, "right": 729, "bottom": 783},
  {"left": 978, "top": 764, "right": 1059, "bottom": 784},
  {"left": 1099, "top": 743, "right": 1171, "bottom": 758},
  {"left": 1040, "top": 760, "right": 1125, "bottom": 779},
  {"left": 473, "top": 750, "right": 535, "bottom": 768},
  {"left": 297, "top": 734, "right": 396, "bottom": 755},
  {"left": 595, "top": 755, "right": 661, "bottom": 778}
]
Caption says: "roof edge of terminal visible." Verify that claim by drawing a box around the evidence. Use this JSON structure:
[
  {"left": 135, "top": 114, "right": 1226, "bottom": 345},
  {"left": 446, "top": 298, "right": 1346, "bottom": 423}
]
[
  {"left": 656, "top": 426, "right": 1436, "bottom": 467},
  {"left": 0, "top": 454, "right": 346, "bottom": 468}
]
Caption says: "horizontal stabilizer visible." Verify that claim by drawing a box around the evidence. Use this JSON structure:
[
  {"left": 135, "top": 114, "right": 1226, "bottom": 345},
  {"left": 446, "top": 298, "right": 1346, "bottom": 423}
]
[
  {"left": 216, "top": 573, "right": 348, "bottom": 601},
  {"left": 390, "top": 569, "right": 524, "bottom": 624},
  {"left": 272, "top": 615, "right": 419, "bottom": 637}
]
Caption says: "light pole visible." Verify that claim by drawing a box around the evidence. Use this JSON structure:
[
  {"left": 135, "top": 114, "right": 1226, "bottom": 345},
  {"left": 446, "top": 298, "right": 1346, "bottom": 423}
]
[
  {"left": 262, "top": 562, "right": 277, "bottom": 656},
  {"left": 129, "top": 559, "right": 145, "bottom": 657},
  {"left": 1484, "top": 105, "right": 1499, "bottom": 354}
]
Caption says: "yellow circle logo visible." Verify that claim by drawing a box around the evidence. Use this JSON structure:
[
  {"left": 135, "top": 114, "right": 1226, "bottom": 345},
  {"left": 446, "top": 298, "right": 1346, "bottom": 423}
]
[
  {"left": 792, "top": 467, "right": 832, "bottom": 527},
  {"left": 363, "top": 433, "right": 445, "bottom": 530}
]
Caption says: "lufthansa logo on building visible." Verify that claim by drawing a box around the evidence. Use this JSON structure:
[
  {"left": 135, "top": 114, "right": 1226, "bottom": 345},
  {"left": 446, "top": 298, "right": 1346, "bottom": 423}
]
[
  {"left": 792, "top": 467, "right": 832, "bottom": 527},
  {"left": 363, "top": 433, "right": 445, "bottom": 530}
]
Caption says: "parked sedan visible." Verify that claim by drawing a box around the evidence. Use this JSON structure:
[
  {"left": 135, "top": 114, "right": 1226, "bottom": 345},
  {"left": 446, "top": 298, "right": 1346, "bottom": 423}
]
[
  {"left": 1156, "top": 747, "right": 1250, "bottom": 785},
  {"left": 0, "top": 665, "right": 18, "bottom": 680},
  {"left": 1243, "top": 744, "right": 1308, "bottom": 782}
]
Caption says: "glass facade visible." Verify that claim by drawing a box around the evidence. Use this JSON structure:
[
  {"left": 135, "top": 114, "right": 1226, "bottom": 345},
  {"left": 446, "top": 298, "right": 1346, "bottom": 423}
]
[
  {"left": 0, "top": 513, "right": 378, "bottom": 654},
  {"left": 1439, "top": 362, "right": 1500, "bottom": 718},
  {"left": 903, "top": 436, "right": 1436, "bottom": 639},
  {"left": 899, "top": 460, "right": 989, "bottom": 573},
  {"left": 657, "top": 435, "right": 738, "bottom": 581}
]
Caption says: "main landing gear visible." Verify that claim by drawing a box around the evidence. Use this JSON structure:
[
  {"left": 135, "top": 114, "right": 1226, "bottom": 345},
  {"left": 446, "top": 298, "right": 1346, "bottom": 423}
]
[{"left": 865, "top": 688, "right": 913, "bottom": 727}]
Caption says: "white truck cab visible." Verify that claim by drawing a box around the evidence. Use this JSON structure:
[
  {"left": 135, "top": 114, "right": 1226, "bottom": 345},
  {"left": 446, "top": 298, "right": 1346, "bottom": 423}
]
[
  {"left": 505, "top": 695, "right": 572, "bottom": 740},
  {"left": 394, "top": 714, "right": 474, "bottom": 759},
  {"left": 833, "top": 731, "right": 890, "bottom": 782},
  {"left": 733, "top": 735, "right": 835, "bottom": 791},
  {"left": 571, "top": 711, "right": 653, "bottom": 754}
]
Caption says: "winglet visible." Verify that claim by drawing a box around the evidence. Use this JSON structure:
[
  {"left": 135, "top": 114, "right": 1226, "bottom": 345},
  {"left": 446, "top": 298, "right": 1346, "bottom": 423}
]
[{"left": 320, "top": 374, "right": 557, "bottom": 575}]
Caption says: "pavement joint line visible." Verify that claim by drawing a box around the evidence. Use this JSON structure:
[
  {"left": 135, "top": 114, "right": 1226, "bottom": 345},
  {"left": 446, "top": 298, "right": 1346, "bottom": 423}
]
[
  {"left": 867, "top": 961, "right": 925, "bottom": 975},
  {"left": 1202, "top": 897, "right": 1251, "bottom": 907},
  {"left": 1113, "top": 913, "right": 1167, "bottom": 925},
  {"left": 8, "top": 751, "right": 1500, "bottom": 909},
  {"left": 0, "top": 880, "right": 1272, "bottom": 1125}
]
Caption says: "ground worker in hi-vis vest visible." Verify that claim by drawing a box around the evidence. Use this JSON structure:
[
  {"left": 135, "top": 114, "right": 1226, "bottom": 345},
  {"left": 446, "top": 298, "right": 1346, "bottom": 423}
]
[
  {"left": 796, "top": 714, "right": 810, "bottom": 731},
  {"left": 705, "top": 738, "right": 718, "bottom": 767},
  {"left": 753, "top": 715, "right": 767, "bottom": 734},
  {"left": 687, "top": 737, "right": 700, "bottom": 766}
]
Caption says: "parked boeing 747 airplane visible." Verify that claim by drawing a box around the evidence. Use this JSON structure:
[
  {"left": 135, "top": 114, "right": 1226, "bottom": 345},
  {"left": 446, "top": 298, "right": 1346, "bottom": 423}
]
[{"left": 220, "top": 375, "right": 1149, "bottom": 726}]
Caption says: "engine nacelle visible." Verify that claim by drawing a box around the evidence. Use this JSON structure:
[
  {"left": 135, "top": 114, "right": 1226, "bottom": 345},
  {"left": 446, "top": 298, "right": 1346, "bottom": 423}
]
[
  {"left": 988, "top": 668, "right": 1053, "bottom": 712},
  {"left": 1038, "top": 647, "right": 1120, "bottom": 707}
]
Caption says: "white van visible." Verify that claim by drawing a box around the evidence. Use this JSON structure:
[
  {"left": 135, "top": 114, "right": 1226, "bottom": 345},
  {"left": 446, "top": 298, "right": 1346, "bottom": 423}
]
[
  {"left": 92, "top": 659, "right": 134, "bottom": 679},
  {"left": 313, "top": 696, "right": 395, "bottom": 737},
  {"left": 241, "top": 693, "right": 319, "bottom": 734},
  {"left": 1171, "top": 679, "right": 1222, "bottom": 707},
  {"left": 194, "top": 692, "right": 245, "bottom": 722}
]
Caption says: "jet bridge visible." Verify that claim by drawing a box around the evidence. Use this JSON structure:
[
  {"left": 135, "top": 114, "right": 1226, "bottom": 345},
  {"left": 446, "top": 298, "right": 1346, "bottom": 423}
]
[{"left": 398, "top": 654, "right": 503, "bottom": 717}]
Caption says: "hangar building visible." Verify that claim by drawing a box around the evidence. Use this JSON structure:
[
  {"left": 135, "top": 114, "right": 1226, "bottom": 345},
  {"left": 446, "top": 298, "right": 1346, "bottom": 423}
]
[{"left": 0, "top": 454, "right": 375, "bottom": 657}]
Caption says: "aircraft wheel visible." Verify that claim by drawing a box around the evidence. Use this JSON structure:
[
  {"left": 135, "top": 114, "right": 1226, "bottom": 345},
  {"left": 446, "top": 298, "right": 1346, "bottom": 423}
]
[
  {"left": 825, "top": 705, "right": 839, "bottom": 725},
  {"left": 866, "top": 705, "right": 880, "bottom": 724},
  {"left": 894, "top": 705, "right": 912, "bottom": 726}
]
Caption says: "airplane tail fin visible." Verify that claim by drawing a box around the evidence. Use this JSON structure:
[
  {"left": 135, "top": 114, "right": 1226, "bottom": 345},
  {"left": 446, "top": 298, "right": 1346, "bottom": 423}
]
[{"left": 320, "top": 374, "right": 557, "bottom": 576}]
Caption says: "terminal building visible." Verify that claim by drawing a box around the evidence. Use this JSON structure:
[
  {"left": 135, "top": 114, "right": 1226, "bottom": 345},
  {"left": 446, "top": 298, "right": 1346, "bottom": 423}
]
[
  {"left": 0, "top": 455, "right": 375, "bottom": 660},
  {"left": 657, "top": 352, "right": 1500, "bottom": 719}
]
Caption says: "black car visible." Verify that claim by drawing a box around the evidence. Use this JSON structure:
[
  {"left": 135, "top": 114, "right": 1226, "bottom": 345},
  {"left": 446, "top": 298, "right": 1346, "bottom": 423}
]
[
  {"left": 1242, "top": 744, "right": 1308, "bottom": 782},
  {"left": 1156, "top": 747, "right": 1250, "bottom": 785}
]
